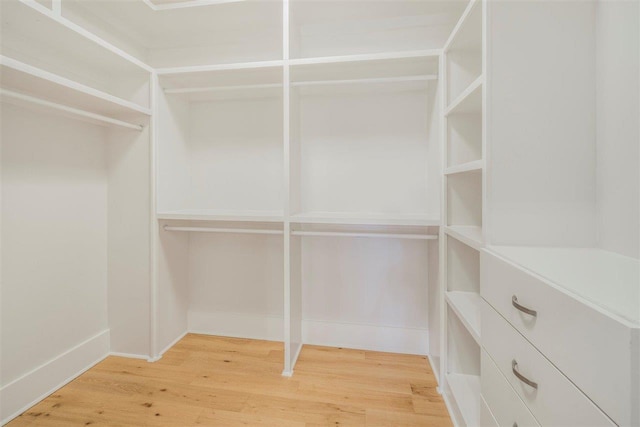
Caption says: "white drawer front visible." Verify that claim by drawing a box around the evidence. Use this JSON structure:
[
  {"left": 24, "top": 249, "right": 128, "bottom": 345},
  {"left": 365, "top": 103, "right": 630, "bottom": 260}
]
[
  {"left": 482, "top": 349, "right": 539, "bottom": 427},
  {"left": 481, "top": 394, "right": 500, "bottom": 427},
  {"left": 482, "top": 301, "right": 615, "bottom": 427},
  {"left": 481, "top": 250, "right": 637, "bottom": 426}
]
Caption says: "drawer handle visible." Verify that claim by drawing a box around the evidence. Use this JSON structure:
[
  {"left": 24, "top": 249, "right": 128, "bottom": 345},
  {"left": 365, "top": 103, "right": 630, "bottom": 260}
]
[
  {"left": 512, "top": 359, "right": 538, "bottom": 389},
  {"left": 512, "top": 295, "right": 537, "bottom": 317}
]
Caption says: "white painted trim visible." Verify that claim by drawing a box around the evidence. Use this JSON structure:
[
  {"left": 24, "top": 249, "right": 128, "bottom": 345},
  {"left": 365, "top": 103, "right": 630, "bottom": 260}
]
[
  {"left": 155, "top": 331, "right": 189, "bottom": 361},
  {"left": 302, "top": 319, "right": 428, "bottom": 355},
  {"left": 427, "top": 354, "right": 441, "bottom": 387},
  {"left": 188, "top": 311, "right": 284, "bottom": 342},
  {"left": 282, "top": 342, "right": 302, "bottom": 377},
  {"left": 108, "top": 352, "right": 150, "bottom": 360},
  {"left": 0, "top": 329, "right": 110, "bottom": 425}
]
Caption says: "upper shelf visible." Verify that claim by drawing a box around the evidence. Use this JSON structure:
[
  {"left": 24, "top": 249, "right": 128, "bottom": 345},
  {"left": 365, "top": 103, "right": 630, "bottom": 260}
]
[
  {"left": 61, "top": 0, "right": 283, "bottom": 69},
  {"left": 290, "top": 51, "right": 439, "bottom": 86},
  {"left": 0, "top": 56, "right": 151, "bottom": 123},
  {"left": 1, "top": 0, "right": 151, "bottom": 107},
  {"left": 488, "top": 246, "right": 640, "bottom": 327},
  {"left": 157, "top": 209, "right": 285, "bottom": 223},
  {"left": 159, "top": 63, "right": 284, "bottom": 102},
  {"left": 290, "top": 211, "right": 440, "bottom": 227},
  {"left": 289, "top": 0, "right": 467, "bottom": 60}
]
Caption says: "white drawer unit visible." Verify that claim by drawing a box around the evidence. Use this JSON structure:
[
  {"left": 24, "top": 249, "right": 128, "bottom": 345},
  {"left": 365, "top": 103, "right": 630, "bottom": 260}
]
[
  {"left": 482, "top": 299, "right": 616, "bottom": 426},
  {"left": 481, "top": 348, "right": 539, "bottom": 427},
  {"left": 481, "top": 248, "right": 639, "bottom": 426}
]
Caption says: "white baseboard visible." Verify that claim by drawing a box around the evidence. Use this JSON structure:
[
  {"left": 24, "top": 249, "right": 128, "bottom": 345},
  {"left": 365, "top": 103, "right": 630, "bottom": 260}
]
[
  {"left": 427, "top": 354, "right": 441, "bottom": 386},
  {"left": 302, "top": 319, "right": 429, "bottom": 355},
  {"left": 108, "top": 352, "right": 150, "bottom": 361},
  {"left": 0, "top": 329, "right": 110, "bottom": 425},
  {"left": 186, "top": 312, "right": 428, "bottom": 355},
  {"left": 157, "top": 330, "right": 188, "bottom": 360},
  {"left": 188, "top": 311, "right": 284, "bottom": 342}
]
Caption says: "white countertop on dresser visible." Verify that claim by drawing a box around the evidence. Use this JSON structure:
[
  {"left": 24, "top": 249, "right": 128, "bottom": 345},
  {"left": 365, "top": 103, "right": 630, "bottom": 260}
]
[{"left": 486, "top": 246, "right": 640, "bottom": 327}]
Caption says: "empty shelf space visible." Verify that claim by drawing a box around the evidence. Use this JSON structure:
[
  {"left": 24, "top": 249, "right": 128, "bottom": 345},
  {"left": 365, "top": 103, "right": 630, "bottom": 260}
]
[
  {"left": 290, "top": 51, "right": 439, "bottom": 86},
  {"left": 446, "top": 291, "right": 481, "bottom": 344},
  {"left": 446, "top": 76, "right": 482, "bottom": 116},
  {"left": 0, "top": 56, "right": 150, "bottom": 122},
  {"left": 157, "top": 210, "right": 284, "bottom": 222},
  {"left": 447, "top": 374, "right": 481, "bottom": 427},
  {"left": 445, "top": 226, "right": 483, "bottom": 250},
  {"left": 445, "top": 160, "right": 483, "bottom": 176},
  {"left": 289, "top": 212, "right": 440, "bottom": 227},
  {"left": 158, "top": 63, "right": 283, "bottom": 96}
]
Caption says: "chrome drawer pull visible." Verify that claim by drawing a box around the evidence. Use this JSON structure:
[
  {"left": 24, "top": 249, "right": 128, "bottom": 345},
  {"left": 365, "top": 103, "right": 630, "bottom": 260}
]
[
  {"left": 512, "top": 295, "right": 537, "bottom": 317},
  {"left": 512, "top": 359, "right": 538, "bottom": 389}
]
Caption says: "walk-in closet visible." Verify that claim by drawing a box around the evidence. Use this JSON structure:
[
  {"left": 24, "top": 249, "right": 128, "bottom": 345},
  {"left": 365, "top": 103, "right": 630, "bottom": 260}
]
[{"left": 1, "top": 0, "right": 638, "bottom": 426}]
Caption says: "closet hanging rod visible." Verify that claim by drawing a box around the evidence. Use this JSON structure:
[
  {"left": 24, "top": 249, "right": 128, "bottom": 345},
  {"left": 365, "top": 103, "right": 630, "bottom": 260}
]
[
  {"left": 291, "top": 231, "right": 438, "bottom": 240},
  {"left": 0, "top": 89, "right": 144, "bottom": 131},
  {"left": 163, "top": 225, "right": 283, "bottom": 235}
]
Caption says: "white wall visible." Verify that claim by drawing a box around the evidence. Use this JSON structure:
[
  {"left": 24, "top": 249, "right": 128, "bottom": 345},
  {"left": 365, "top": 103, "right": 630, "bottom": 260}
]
[
  {"left": 487, "top": 0, "right": 598, "bottom": 247},
  {"left": 0, "top": 104, "right": 109, "bottom": 420},
  {"left": 107, "top": 126, "right": 151, "bottom": 356},
  {"left": 595, "top": 0, "right": 640, "bottom": 259}
]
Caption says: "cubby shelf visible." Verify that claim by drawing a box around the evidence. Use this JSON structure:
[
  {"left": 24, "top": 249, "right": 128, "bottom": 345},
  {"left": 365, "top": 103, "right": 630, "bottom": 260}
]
[
  {"left": 447, "top": 374, "right": 481, "bottom": 427},
  {"left": 0, "top": 56, "right": 151, "bottom": 123},
  {"left": 445, "top": 76, "right": 482, "bottom": 116},
  {"left": 445, "top": 226, "right": 483, "bottom": 250},
  {"left": 289, "top": 212, "right": 440, "bottom": 227},
  {"left": 445, "top": 291, "right": 481, "bottom": 344},
  {"left": 157, "top": 210, "right": 284, "bottom": 222},
  {"left": 445, "top": 160, "right": 483, "bottom": 176}
]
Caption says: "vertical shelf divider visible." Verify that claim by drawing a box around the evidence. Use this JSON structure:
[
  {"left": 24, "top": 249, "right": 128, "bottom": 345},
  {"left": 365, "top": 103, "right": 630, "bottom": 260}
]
[{"left": 282, "top": 0, "right": 302, "bottom": 376}]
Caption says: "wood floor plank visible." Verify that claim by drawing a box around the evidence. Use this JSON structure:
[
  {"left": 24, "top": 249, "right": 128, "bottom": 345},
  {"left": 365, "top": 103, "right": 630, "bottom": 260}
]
[{"left": 7, "top": 334, "right": 451, "bottom": 426}]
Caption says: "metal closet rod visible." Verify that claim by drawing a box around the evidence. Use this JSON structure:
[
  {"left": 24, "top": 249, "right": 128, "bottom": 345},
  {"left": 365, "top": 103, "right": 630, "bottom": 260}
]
[{"left": 163, "top": 225, "right": 438, "bottom": 240}]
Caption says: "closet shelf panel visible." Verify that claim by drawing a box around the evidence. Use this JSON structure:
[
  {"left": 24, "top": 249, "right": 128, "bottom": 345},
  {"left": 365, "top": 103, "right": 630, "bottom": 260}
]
[
  {"left": 157, "top": 209, "right": 284, "bottom": 223},
  {"left": 289, "top": 212, "right": 440, "bottom": 227},
  {"left": 0, "top": 56, "right": 151, "bottom": 122},
  {"left": 445, "top": 226, "right": 483, "bottom": 251},
  {"left": 445, "top": 160, "right": 483, "bottom": 176},
  {"left": 445, "top": 76, "right": 482, "bottom": 116},
  {"left": 446, "top": 291, "right": 481, "bottom": 344}
]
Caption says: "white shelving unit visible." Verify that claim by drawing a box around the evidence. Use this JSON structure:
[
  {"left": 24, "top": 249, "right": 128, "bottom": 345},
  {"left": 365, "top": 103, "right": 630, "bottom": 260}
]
[
  {"left": 1, "top": 0, "right": 154, "bottom": 423},
  {"left": 441, "top": 0, "right": 485, "bottom": 425}
]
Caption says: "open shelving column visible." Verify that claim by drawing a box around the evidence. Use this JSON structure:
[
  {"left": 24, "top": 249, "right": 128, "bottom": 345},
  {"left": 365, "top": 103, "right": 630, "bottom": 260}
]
[{"left": 440, "top": 0, "right": 485, "bottom": 426}]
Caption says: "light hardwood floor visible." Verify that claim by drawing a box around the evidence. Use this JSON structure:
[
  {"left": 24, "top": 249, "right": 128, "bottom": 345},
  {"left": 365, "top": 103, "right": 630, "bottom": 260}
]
[{"left": 8, "top": 334, "right": 452, "bottom": 426}]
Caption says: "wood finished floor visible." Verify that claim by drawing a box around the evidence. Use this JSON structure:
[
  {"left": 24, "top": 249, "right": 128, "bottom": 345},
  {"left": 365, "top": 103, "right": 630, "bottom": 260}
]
[{"left": 8, "top": 334, "right": 452, "bottom": 426}]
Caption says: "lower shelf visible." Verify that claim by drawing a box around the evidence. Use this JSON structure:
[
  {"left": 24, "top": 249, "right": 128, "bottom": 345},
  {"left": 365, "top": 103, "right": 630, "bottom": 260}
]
[
  {"left": 447, "top": 373, "right": 481, "bottom": 427},
  {"left": 445, "top": 291, "right": 481, "bottom": 344}
]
